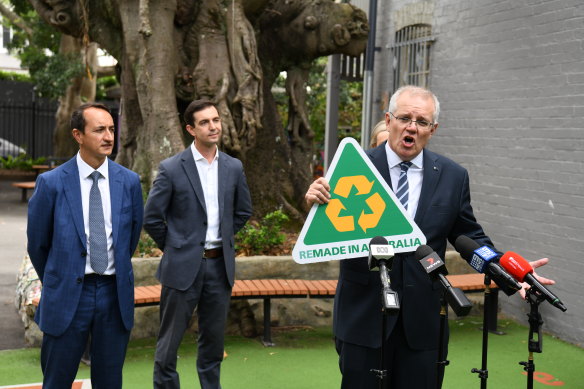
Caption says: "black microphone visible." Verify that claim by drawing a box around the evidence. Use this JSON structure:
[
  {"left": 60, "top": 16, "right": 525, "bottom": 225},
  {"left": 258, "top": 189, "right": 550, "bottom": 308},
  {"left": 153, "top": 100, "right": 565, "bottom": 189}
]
[
  {"left": 368, "top": 236, "right": 399, "bottom": 311},
  {"left": 415, "top": 245, "right": 473, "bottom": 317},
  {"left": 454, "top": 235, "right": 522, "bottom": 296},
  {"left": 499, "top": 252, "right": 567, "bottom": 312}
]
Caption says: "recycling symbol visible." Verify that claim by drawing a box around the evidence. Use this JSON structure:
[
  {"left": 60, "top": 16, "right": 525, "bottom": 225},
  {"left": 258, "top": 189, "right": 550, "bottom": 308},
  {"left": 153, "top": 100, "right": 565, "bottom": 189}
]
[{"left": 325, "top": 175, "right": 386, "bottom": 233}]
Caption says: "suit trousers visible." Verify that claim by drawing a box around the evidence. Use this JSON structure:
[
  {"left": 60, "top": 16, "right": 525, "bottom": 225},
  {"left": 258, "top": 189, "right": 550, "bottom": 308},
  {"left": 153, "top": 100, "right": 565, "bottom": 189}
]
[
  {"left": 40, "top": 275, "right": 130, "bottom": 389},
  {"left": 335, "top": 312, "right": 445, "bottom": 389},
  {"left": 154, "top": 256, "right": 232, "bottom": 389}
]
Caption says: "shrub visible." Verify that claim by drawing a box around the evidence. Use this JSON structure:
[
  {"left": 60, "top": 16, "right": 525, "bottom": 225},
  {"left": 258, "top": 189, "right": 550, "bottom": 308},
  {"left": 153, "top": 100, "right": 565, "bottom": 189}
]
[
  {"left": 0, "top": 155, "right": 46, "bottom": 170},
  {"left": 236, "top": 210, "right": 290, "bottom": 256}
]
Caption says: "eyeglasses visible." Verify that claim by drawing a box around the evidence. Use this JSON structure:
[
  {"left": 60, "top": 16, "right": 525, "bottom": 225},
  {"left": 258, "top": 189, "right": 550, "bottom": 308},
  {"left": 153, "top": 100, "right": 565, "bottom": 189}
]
[{"left": 390, "top": 112, "right": 434, "bottom": 130}]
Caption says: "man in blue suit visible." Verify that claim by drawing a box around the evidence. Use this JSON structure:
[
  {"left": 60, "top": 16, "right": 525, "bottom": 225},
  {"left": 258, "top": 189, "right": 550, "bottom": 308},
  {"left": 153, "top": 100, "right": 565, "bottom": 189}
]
[
  {"left": 305, "top": 86, "right": 554, "bottom": 388},
  {"left": 27, "top": 102, "right": 143, "bottom": 389},
  {"left": 144, "top": 99, "right": 252, "bottom": 389}
]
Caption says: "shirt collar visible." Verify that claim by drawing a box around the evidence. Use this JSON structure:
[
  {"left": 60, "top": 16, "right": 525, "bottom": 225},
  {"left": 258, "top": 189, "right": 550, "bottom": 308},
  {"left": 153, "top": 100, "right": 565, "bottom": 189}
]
[
  {"left": 385, "top": 143, "right": 424, "bottom": 169},
  {"left": 190, "top": 142, "right": 219, "bottom": 162},
  {"left": 76, "top": 152, "right": 109, "bottom": 179}
]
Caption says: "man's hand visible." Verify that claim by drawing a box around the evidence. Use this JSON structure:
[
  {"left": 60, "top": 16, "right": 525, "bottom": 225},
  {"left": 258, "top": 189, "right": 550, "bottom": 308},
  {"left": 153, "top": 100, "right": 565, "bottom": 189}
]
[
  {"left": 305, "top": 177, "right": 331, "bottom": 205},
  {"left": 518, "top": 257, "right": 555, "bottom": 299}
]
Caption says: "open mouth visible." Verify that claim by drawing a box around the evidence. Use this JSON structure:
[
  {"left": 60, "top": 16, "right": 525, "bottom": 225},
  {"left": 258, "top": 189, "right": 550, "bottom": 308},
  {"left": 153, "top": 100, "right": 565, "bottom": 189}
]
[{"left": 403, "top": 136, "right": 415, "bottom": 146}]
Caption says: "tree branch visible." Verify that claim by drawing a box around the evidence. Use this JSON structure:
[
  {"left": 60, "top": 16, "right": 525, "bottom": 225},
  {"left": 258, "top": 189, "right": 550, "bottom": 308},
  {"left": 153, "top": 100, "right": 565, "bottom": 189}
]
[{"left": 0, "top": 3, "right": 33, "bottom": 38}]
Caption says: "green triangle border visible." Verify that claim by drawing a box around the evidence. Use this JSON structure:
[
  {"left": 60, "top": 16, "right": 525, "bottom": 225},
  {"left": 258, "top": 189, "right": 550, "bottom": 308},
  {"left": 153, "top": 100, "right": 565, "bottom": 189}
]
[{"left": 292, "top": 137, "right": 427, "bottom": 264}]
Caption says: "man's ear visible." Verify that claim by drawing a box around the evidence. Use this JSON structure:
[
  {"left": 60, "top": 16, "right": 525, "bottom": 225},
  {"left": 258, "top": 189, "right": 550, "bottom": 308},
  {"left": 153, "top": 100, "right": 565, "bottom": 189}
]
[
  {"left": 430, "top": 123, "right": 438, "bottom": 136},
  {"left": 72, "top": 128, "right": 83, "bottom": 145}
]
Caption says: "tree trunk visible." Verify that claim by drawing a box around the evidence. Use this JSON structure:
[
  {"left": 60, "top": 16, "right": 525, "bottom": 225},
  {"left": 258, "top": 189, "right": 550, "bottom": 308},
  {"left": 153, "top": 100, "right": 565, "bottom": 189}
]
[
  {"left": 29, "top": 0, "right": 369, "bottom": 216},
  {"left": 53, "top": 36, "right": 97, "bottom": 158}
]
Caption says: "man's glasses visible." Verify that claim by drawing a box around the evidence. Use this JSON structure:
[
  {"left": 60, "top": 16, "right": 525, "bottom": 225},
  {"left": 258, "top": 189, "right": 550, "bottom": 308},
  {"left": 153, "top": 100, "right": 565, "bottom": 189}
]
[{"left": 390, "top": 112, "right": 434, "bottom": 130}]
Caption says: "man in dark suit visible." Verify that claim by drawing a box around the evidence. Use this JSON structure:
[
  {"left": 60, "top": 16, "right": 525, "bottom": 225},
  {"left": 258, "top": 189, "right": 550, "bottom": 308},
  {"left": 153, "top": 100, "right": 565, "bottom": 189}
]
[
  {"left": 144, "top": 99, "right": 252, "bottom": 389},
  {"left": 27, "top": 102, "right": 144, "bottom": 388},
  {"left": 305, "top": 86, "right": 553, "bottom": 388}
]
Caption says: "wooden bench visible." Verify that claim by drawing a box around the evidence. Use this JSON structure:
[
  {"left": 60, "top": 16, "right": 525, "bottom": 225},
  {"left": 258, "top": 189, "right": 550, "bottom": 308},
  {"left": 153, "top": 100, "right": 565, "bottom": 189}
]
[
  {"left": 135, "top": 279, "right": 337, "bottom": 346},
  {"left": 12, "top": 181, "right": 35, "bottom": 202},
  {"left": 32, "top": 274, "right": 499, "bottom": 346}
]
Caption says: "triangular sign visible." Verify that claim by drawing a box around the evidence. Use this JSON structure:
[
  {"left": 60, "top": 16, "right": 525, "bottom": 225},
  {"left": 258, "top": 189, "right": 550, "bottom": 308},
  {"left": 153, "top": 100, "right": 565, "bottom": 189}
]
[{"left": 293, "top": 137, "right": 426, "bottom": 264}]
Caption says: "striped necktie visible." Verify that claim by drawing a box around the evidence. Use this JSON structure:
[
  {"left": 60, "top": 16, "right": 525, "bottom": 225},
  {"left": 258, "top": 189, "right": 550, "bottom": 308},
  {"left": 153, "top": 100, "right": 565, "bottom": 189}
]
[
  {"left": 396, "top": 162, "right": 413, "bottom": 209},
  {"left": 89, "top": 171, "right": 108, "bottom": 274}
]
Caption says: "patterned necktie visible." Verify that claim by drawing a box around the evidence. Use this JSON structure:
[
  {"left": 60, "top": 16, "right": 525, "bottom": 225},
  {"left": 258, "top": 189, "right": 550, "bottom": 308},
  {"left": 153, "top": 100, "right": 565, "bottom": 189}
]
[
  {"left": 89, "top": 171, "right": 108, "bottom": 274},
  {"left": 396, "top": 162, "right": 413, "bottom": 209}
]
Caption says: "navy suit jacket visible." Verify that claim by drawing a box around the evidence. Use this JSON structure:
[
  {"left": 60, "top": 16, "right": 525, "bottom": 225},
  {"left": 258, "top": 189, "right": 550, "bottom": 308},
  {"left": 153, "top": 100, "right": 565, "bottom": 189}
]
[
  {"left": 333, "top": 143, "right": 495, "bottom": 350},
  {"left": 143, "top": 148, "right": 252, "bottom": 290},
  {"left": 27, "top": 157, "right": 143, "bottom": 336}
]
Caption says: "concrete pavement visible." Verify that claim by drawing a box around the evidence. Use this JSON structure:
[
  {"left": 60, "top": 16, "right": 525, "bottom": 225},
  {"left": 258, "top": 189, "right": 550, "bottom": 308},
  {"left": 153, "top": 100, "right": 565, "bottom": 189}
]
[{"left": 0, "top": 179, "right": 29, "bottom": 350}]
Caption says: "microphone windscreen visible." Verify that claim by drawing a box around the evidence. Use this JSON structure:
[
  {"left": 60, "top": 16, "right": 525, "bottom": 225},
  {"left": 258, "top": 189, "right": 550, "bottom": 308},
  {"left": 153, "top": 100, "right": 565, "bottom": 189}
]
[
  {"left": 369, "top": 236, "right": 389, "bottom": 247},
  {"left": 454, "top": 235, "right": 480, "bottom": 261},
  {"left": 414, "top": 244, "right": 434, "bottom": 260},
  {"left": 499, "top": 251, "right": 532, "bottom": 282}
]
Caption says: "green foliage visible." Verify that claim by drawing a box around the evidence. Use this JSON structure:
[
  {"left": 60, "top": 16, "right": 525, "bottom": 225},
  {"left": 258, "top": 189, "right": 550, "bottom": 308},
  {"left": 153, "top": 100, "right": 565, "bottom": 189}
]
[
  {"left": 4, "top": 0, "right": 85, "bottom": 99},
  {"left": 96, "top": 75, "right": 120, "bottom": 101},
  {"left": 305, "top": 57, "right": 363, "bottom": 144},
  {"left": 135, "top": 231, "right": 160, "bottom": 257},
  {"left": 236, "top": 210, "right": 290, "bottom": 255},
  {"left": 0, "top": 70, "right": 31, "bottom": 82},
  {"left": 0, "top": 154, "right": 46, "bottom": 170}
]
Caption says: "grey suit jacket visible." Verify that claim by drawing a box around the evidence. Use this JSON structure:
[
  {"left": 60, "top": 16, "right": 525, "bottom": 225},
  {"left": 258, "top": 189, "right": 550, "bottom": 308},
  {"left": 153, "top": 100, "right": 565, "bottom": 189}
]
[{"left": 143, "top": 148, "right": 252, "bottom": 290}]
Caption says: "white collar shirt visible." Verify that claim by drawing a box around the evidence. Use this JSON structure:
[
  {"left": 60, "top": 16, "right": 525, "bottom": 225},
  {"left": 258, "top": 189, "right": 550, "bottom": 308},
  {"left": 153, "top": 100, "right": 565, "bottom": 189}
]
[
  {"left": 77, "top": 153, "right": 115, "bottom": 275},
  {"left": 190, "top": 142, "right": 222, "bottom": 249},
  {"left": 385, "top": 143, "right": 424, "bottom": 219}
]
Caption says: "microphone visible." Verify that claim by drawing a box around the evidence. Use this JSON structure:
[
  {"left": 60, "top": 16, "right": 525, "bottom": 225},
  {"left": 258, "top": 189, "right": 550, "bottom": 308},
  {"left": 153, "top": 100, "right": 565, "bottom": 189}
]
[
  {"left": 368, "top": 236, "right": 399, "bottom": 311},
  {"left": 415, "top": 245, "right": 472, "bottom": 317},
  {"left": 454, "top": 235, "right": 522, "bottom": 296},
  {"left": 499, "top": 252, "right": 567, "bottom": 312}
]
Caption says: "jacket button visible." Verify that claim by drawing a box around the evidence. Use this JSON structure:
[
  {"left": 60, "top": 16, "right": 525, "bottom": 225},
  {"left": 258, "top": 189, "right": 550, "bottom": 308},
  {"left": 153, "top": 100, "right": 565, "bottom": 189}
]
[
  {"left": 76, "top": 277, "right": 83, "bottom": 284},
  {"left": 81, "top": 251, "right": 87, "bottom": 257}
]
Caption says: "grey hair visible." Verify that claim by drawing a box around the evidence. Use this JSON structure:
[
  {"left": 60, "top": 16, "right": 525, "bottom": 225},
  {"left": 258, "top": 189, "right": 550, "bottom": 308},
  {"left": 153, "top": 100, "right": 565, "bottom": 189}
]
[{"left": 388, "top": 85, "right": 440, "bottom": 124}]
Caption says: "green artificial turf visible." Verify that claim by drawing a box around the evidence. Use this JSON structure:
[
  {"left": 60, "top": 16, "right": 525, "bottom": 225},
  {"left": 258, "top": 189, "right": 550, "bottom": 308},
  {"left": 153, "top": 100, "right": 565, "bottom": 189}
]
[{"left": 0, "top": 316, "right": 582, "bottom": 388}]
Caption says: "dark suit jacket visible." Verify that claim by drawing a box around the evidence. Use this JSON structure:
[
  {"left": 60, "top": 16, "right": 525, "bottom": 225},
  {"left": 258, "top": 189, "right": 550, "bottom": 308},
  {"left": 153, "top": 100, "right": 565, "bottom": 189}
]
[
  {"left": 27, "top": 157, "right": 144, "bottom": 337},
  {"left": 333, "top": 143, "right": 495, "bottom": 350},
  {"left": 143, "top": 148, "right": 252, "bottom": 290}
]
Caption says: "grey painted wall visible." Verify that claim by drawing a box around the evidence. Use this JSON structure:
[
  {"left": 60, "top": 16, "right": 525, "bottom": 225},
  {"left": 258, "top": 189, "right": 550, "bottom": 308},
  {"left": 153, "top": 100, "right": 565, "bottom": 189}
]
[{"left": 372, "top": 0, "right": 584, "bottom": 346}]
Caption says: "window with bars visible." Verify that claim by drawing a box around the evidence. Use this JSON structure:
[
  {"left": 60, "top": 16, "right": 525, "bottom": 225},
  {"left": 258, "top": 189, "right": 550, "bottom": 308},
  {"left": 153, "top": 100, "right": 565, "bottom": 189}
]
[
  {"left": 2, "top": 26, "right": 11, "bottom": 51},
  {"left": 389, "top": 24, "right": 435, "bottom": 92}
]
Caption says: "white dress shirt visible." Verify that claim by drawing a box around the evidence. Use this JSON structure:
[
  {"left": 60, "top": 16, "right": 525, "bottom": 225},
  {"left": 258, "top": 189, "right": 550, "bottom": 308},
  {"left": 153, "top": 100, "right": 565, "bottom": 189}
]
[
  {"left": 191, "top": 142, "right": 222, "bottom": 249},
  {"left": 385, "top": 143, "right": 424, "bottom": 219},
  {"left": 77, "top": 153, "right": 115, "bottom": 275}
]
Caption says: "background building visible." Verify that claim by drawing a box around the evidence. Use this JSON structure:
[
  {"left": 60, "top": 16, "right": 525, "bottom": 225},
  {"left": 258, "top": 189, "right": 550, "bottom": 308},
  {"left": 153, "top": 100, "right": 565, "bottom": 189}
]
[{"left": 368, "top": 0, "right": 583, "bottom": 346}]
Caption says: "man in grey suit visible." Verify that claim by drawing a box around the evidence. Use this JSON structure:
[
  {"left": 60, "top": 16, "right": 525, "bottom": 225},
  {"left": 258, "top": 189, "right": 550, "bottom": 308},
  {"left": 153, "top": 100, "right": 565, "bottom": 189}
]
[{"left": 144, "top": 99, "right": 252, "bottom": 389}]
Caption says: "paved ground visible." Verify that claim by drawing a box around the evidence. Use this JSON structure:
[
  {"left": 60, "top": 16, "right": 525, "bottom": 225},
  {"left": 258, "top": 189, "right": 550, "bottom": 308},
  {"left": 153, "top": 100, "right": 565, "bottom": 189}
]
[{"left": 0, "top": 180, "right": 29, "bottom": 350}]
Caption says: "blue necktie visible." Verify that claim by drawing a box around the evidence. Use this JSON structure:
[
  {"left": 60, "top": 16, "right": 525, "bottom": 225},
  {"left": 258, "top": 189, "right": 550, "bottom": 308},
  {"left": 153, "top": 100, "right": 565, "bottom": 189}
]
[
  {"left": 396, "top": 162, "right": 413, "bottom": 209},
  {"left": 89, "top": 171, "right": 108, "bottom": 274}
]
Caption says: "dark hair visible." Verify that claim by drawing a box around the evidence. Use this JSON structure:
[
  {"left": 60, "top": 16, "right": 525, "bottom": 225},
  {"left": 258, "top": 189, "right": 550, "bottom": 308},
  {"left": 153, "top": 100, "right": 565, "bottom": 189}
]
[
  {"left": 184, "top": 99, "right": 217, "bottom": 127},
  {"left": 70, "top": 102, "right": 111, "bottom": 133}
]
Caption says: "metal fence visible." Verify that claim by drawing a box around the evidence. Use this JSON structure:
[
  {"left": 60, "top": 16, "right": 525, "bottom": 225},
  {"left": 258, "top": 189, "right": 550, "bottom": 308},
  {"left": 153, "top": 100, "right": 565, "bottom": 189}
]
[{"left": 0, "top": 99, "right": 57, "bottom": 159}]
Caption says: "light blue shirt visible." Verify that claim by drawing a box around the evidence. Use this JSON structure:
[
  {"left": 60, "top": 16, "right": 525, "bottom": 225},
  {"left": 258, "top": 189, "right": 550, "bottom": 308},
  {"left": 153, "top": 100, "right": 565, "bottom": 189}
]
[
  {"left": 385, "top": 144, "right": 424, "bottom": 219},
  {"left": 76, "top": 153, "right": 115, "bottom": 274}
]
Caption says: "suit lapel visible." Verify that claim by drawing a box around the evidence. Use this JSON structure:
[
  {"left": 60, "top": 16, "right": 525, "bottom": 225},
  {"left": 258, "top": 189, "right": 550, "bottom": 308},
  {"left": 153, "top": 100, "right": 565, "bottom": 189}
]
[
  {"left": 61, "top": 158, "right": 86, "bottom": 249},
  {"left": 415, "top": 150, "right": 441, "bottom": 224},
  {"left": 109, "top": 160, "right": 123, "bottom": 245},
  {"left": 181, "top": 148, "right": 207, "bottom": 211},
  {"left": 218, "top": 152, "right": 227, "bottom": 221},
  {"left": 369, "top": 143, "right": 392, "bottom": 190}
]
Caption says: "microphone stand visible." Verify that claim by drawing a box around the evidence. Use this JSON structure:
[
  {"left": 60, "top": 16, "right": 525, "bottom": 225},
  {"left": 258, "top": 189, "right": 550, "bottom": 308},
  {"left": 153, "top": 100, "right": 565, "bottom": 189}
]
[
  {"left": 519, "top": 288, "right": 545, "bottom": 389},
  {"left": 371, "top": 261, "right": 398, "bottom": 389},
  {"left": 471, "top": 275, "right": 491, "bottom": 389},
  {"left": 436, "top": 294, "right": 449, "bottom": 389}
]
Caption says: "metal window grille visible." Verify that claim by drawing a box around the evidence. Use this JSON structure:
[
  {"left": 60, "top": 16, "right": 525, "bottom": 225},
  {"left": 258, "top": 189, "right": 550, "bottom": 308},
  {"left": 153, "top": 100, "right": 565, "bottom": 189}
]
[
  {"left": 2, "top": 26, "right": 11, "bottom": 49},
  {"left": 340, "top": 54, "right": 364, "bottom": 82},
  {"left": 389, "top": 24, "right": 435, "bottom": 92}
]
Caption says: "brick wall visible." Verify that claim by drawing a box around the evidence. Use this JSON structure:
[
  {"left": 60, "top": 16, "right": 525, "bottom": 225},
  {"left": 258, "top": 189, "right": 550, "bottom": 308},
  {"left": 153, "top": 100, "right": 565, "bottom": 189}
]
[{"left": 373, "top": 0, "right": 584, "bottom": 346}]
